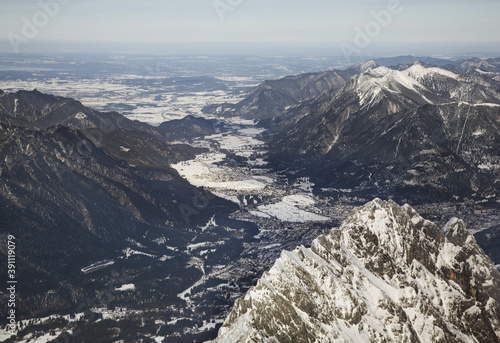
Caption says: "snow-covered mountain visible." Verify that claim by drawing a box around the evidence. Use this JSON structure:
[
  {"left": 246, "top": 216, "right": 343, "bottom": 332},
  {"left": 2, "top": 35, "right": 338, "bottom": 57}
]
[
  {"left": 446, "top": 57, "right": 500, "bottom": 74},
  {"left": 267, "top": 62, "right": 500, "bottom": 203},
  {"left": 213, "top": 199, "right": 500, "bottom": 343},
  {"left": 202, "top": 57, "right": 500, "bottom": 125},
  {"left": 202, "top": 65, "right": 367, "bottom": 121}
]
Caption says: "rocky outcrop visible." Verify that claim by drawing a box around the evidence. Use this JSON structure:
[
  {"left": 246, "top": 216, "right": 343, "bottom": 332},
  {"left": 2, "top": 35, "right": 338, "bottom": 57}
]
[{"left": 214, "top": 199, "right": 500, "bottom": 343}]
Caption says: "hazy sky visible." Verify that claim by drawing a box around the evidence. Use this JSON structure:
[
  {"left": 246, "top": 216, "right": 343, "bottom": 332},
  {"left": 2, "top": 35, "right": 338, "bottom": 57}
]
[{"left": 1, "top": 0, "right": 499, "bottom": 56}]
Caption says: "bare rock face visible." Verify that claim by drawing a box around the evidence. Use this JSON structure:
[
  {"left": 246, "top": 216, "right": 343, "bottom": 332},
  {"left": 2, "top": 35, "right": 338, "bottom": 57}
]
[{"left": 213, "top": 199, "right": 500, "bottom": 343}]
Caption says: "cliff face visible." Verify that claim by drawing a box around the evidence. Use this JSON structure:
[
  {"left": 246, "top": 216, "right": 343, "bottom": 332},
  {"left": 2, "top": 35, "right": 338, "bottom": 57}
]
[{"left": 214, "top": 199, "right": 500, "bottom": 343}]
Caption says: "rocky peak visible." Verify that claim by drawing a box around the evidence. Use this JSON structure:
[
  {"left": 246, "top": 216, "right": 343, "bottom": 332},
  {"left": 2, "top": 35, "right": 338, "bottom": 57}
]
[
  {"left": 213, "top": 199, "right": 500, "bottom": 343},
  {"left": 353, "top": 60, "right": 378, "bottom": 73}
]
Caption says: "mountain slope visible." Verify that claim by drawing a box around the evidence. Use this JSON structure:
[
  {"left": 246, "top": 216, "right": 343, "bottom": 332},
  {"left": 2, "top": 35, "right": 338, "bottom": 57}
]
[
  {"left": 201, "top": 64, "right": 371, "bottom": 121},
  {"left": 0, "top": 89, "right": 207, "bottom": 167},
  {"left": 268, "top": 63, "right": 500, "bottom": 203},
  {"left": 0, "top": 121, "right": 186, "bottom": 315},
  {"left": 214, "top": 199, "right": 500, "bottom": 343},
  {"left": 156, "top": 115, "right": 218, "bottom": 141},
  {"left": 0, "top": 91, "right": 258, "bottom": 341}
]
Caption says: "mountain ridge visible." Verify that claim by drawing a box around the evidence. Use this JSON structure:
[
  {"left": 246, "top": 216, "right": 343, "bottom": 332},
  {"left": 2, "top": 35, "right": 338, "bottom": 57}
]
[
  {"left": 213, "top": 199, "right": 500, "bottom": 343},
  {"left": 0, "top": 89, "right": 216, "bottom": 167},
  {"left": 202, "top": 66, "right": 366, "bottom": 121},
  {"left": 266, "top": 63, "right": 500, "bottom": 203},
  {"left": 0, "top": 90, "right": 257, "bottom": 336},
  {"left": 202, "top": 57, "right": 500, "bottom": 124}
]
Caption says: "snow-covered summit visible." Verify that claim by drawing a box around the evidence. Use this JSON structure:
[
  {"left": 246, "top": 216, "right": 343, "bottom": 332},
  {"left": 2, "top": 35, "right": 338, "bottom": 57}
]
[
  {"left": 354, "top": 65, "right": 435, "bottom": 106},
  {"left": 213, "top": 199, "right": 500, "bottom": 343},
  {"left": 352, "top": 60, "right": 378, "bottom": 73},
  {"left": 403, "top": 61, "right": 459, "bottom": 81},
  {"left": 347, "top": 61, "right": 497, "bottom": 108}
]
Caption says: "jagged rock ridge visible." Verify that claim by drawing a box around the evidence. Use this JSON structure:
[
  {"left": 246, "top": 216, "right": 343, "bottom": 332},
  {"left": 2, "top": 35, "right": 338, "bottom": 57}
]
[{"left": 214, "top": 199, "right": 500, "bottom": 343}]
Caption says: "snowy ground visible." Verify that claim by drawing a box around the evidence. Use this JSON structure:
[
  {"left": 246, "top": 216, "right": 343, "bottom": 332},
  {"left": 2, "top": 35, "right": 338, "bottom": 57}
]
[
  {"left": 172, "top": 123, "right": 331, "bottom": 223},
  {"left": 3, "top": 54, "right": 347, "bottom": 127},
  {"left": 251, "top": 195, "right": 330, "bottom": 223},
  {"left": 173, "top": 152, "right": 269, "bottom": 191},
  {"left": 0, "top": 77, "right": 248, "bottom": 125}
]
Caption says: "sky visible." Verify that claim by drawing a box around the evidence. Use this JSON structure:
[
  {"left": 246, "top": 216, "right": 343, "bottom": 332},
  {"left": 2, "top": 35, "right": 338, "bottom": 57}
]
[{"left": 0, "top": 0, "right": 499, "bottom": 57}]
